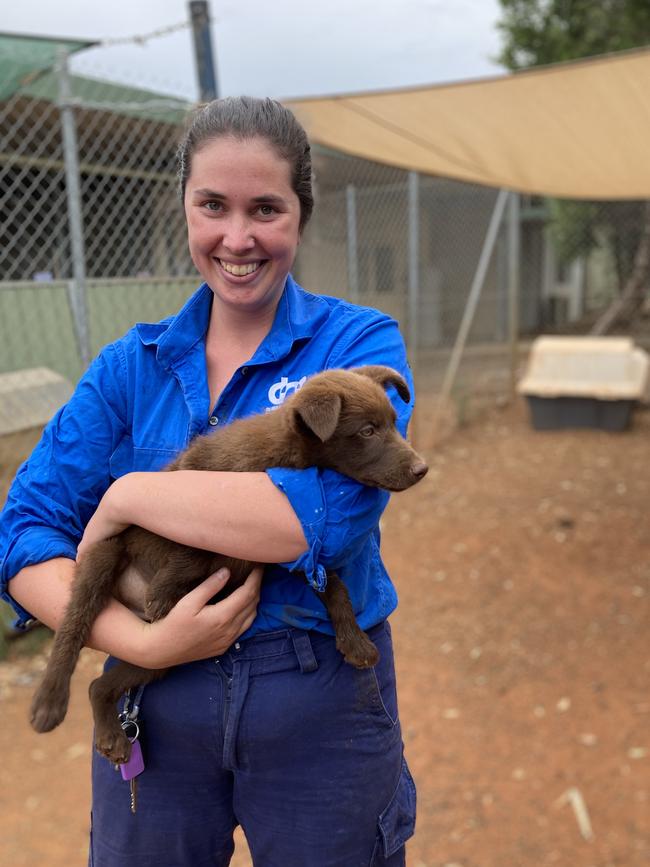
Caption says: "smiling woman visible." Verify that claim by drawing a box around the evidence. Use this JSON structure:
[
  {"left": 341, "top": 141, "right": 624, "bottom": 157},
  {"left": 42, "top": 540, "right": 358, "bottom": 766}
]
[
  {"left": 0, "top": 96, "right": 417, "bottom": 866},
  {"left": 184, "top": 136, "right": 302, "bottom": 324}
]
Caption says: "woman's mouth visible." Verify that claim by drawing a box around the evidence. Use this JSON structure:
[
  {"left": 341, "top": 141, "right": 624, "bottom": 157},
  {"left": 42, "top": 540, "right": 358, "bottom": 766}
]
[{"left": 218, "top": 259, "right": 264, "bottom": 277}]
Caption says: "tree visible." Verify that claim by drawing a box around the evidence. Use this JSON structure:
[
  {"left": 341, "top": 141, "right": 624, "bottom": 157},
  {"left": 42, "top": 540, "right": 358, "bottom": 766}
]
[
  {"left": 497, "top": 0, "right": 650, "bottom": 70},
  {"left": 497, "top": 0, "right": 650, "bottom": 332}
]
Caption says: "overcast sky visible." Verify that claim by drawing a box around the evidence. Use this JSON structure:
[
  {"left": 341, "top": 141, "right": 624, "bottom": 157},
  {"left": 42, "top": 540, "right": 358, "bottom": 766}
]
[{"left": 4, "top": 0, "right": 505, "bottom": 101}]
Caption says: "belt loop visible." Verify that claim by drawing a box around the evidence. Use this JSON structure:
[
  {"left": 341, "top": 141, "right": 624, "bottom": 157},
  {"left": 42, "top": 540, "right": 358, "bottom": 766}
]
[{"left": 291, "top": 631, "right": 318, "bottom": 673}]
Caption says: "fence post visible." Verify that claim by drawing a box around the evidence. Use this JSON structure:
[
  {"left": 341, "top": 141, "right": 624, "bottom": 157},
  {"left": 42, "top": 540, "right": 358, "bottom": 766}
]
[
  {"left": 189, "top": 1, "right": 218, "bottom": 100},
  {"left": 407, "top": 171, "right": 420, "bottom": 444},
  {"left": 407, "top": 172, "right": 420, "bottom": 362},
  {"left": 507, "top": 191, "right": 521, "bottom": 399},
  {"left": 346, "top": 184, "right": 360, "bottom": 303},
  {"left": 57, "top": 48, "right": 90, "bottom": 370}
]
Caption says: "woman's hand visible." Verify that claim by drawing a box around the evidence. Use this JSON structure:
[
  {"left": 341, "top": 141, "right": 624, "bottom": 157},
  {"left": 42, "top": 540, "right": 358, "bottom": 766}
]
[
  {"left": 77, "top": 481, "right": 129, "bottom": 561},
  {"left": 136, "top": 566, "right": 263, "bottom": 668}
]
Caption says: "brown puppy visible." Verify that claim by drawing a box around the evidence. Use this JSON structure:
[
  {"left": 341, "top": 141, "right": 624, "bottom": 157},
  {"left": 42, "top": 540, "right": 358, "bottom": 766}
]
[{"left": 30, "top": 365, "right": 428, "bottom": 763}]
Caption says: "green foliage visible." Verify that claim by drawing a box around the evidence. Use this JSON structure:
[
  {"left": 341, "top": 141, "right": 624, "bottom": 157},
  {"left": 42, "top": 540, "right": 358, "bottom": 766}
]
[
  {"left": 548, "top": 199, "right": 646, "bottom": 287},
  {"left": 547, "top": 199, "right": 598, "bottom": 265},
  {"left": 497, "top": 0, "right": 650, "bottom": 71}
]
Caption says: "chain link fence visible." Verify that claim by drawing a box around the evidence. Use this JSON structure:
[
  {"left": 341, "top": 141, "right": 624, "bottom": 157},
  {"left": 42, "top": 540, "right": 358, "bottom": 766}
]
[{"left": 1, "top": 52, "right": 648, "bottom": 440}]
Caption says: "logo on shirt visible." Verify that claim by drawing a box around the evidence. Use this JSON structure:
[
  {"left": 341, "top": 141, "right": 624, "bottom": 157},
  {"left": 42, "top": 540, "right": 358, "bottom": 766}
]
[{"left": 267, "top": 375, "right": 307, "bottom": 408}]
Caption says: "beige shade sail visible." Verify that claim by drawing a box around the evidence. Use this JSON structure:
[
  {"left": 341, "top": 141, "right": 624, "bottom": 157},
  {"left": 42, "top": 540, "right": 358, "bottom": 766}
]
[{"left": 286, "top": 47, "right": 650, "bottom": 200}]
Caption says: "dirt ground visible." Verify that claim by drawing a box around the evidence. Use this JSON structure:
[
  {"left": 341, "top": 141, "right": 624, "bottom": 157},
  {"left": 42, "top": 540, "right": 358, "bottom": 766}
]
[{"left": 0, "top": 398, "right": 648, "bottom": 867}]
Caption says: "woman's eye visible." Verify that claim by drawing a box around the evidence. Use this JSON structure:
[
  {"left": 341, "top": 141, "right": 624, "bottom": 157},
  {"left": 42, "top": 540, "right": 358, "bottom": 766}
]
[
  {"left": 359, "top": 425, "right": 375, "bottom": 438},
  {"left": 257, "top": 204, "right": 276, "bottom": 216},
  {"left": 204, "top": 201, "right": 223, "bottom": 213}
]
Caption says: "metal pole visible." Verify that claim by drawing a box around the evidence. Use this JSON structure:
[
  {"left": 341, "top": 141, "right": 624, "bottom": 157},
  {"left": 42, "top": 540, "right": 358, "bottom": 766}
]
[
  {"left": 407, "top": 171, "right": 420, "bottom": 446},
  {"left": 57, "top": 48, "right": 91, "bottom": 370},
  {"left": 346, "top": 184, "right": 360, "bottom": 304},
  {"left": 189, "top": 1, "right": 218, "bottom": 101},
  {"left": 407, "top": 171, "right": 420, "bottom": 365},
  {"left": 435, "top": 188, "right": 509, "bottom": 421},
  {"left": 507, "top": 191, "right": 521, "bottom": 399}
]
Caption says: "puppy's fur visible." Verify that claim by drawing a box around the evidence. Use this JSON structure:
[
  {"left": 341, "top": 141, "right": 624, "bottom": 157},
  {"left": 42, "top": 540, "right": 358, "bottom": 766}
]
[{"left": 30, "top": 365, "right": 427, "bottom": 763}]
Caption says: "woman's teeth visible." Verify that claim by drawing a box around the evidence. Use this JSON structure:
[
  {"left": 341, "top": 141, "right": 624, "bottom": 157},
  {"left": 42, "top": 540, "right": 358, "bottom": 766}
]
[{"left": 220, "top": 260, "right": 261, "bottom": 276}]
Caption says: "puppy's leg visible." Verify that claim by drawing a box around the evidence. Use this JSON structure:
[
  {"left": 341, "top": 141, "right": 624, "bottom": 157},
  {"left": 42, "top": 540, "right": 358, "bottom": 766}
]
[
  {"left": 143, "top": 548, "right": 216, "bottom": 622},
  {"left": 90, "top": 662, "right": 166, "bottom": 763},
  {"left": 31, "top": 537, "right": 129, "bottom": 733},
  {"left": 317, "top": 573, "right": 379, "bottom": 668}
]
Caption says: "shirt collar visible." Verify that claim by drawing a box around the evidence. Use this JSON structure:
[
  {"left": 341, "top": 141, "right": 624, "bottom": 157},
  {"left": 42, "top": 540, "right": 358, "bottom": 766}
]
[{"left": 135, "top": 274, "right": 329, "bottom": 369}]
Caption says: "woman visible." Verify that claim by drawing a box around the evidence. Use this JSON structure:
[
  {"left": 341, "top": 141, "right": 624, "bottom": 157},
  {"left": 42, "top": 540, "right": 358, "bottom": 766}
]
[{"left": 0, "top": 97, "right": 416, "bottom": 866}]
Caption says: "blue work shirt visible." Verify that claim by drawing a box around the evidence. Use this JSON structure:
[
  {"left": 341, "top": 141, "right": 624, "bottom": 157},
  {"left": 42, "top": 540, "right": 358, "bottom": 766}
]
[{"left": 0, "top": 276, "right": 414, "bottom": 637}]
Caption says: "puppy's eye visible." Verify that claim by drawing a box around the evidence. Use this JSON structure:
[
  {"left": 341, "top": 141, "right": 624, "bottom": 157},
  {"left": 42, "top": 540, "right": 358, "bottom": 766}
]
[{"left": 358, "top": 425, "right": 375, "bottom": 438}]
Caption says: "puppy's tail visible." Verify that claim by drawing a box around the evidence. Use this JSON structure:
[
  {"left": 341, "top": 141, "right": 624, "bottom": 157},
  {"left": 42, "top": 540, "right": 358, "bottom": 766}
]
[{"left": 30, "top": 536, "right": 127, "bottom": 733}]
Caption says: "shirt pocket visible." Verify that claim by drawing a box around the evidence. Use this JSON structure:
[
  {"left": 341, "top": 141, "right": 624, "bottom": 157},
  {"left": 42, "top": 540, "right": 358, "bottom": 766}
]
[{"left": 109, "top": 436, "right": 178, "bottom": 479}]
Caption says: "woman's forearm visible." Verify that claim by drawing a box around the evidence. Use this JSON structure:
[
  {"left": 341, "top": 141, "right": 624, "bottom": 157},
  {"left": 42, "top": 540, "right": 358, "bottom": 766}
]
[
  {"left": 103, "top": 471, "right": 308, "bottom": 563},
  {"left": 9, "top": 558, "right": 153, "bottom": 663},
  {"left": 9, "top": 558, "right": 263, "bottom": 669}
]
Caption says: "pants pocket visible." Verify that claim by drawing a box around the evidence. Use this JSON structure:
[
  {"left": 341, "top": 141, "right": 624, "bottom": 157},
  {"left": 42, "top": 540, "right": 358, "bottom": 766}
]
[{"left": 373, "top": 757, "right": 417, "bottom": 862}]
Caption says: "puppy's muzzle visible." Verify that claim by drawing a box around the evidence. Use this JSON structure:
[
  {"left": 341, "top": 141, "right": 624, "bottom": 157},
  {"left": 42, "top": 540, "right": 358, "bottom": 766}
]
[{"left": 410, "top": 458, "right": 428, "bottom": 481}]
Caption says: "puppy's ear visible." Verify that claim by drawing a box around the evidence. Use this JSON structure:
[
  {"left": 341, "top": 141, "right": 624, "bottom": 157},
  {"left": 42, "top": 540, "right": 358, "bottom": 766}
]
[
  {"left": 293, "top": 391, "right": 343, "bottom": 442},
  {"left": 353, "top": 365, "right": 411, "bottom": 403}
]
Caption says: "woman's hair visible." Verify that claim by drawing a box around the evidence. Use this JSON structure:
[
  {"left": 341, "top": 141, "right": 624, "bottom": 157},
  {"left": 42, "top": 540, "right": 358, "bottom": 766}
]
[{"left": 177, "top": 96, "right": 314, "bottom": 230}]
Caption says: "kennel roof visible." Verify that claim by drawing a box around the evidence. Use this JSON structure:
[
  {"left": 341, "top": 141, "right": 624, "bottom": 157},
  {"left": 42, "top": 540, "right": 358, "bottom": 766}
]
[
  {"left": 517, "top": 337, "right": 650, "bottom": 402},
  {"left": 0, "top": 368, "right": 73, "bottom": 436}
]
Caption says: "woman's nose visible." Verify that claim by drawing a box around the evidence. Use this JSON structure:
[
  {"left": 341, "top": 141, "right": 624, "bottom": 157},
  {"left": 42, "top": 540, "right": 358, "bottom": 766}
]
[{"left": 222, "top": 216, "right": 255, "bottom": 253}]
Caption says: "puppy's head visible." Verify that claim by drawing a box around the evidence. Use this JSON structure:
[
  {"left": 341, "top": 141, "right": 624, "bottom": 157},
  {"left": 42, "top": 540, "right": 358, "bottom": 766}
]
[{"left": 288, "top": 366, "right": 428, "bottom": 491}]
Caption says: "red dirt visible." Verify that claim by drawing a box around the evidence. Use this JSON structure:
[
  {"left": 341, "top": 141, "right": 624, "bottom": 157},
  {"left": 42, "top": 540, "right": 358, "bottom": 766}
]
[{"left": 1, "top": 399, "right": 648, "bottom": 866}]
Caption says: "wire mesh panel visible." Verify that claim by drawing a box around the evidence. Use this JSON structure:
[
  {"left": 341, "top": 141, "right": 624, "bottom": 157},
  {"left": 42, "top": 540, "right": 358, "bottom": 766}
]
[
  {"left": 0, "top": 63, "right": 198, "bottom": 384},
  {"left": 0, "top": 282, "right": 80, "bottom": 381},
  {"left": 0, "top": 94, "right": 69, "bottom": 282},
  {"left": 297, "top": 152, "right": 410, "bottom": 329}
]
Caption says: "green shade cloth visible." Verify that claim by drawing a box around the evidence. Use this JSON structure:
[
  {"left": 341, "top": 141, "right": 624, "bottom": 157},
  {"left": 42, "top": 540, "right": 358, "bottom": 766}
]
[{"left": 0, "top": 31, "right": 95, "bottom": 100}]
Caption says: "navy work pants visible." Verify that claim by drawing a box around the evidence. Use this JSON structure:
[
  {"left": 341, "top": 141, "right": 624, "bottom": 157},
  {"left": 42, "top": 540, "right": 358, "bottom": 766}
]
[{"left": 89, "top": 621, "right": 416, "bottom": 866}]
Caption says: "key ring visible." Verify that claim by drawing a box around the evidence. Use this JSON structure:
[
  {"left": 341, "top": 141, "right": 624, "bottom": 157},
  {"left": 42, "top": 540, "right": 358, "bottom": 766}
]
[{"left": 120, "top": 718, "right": 140, "bottom": 742}]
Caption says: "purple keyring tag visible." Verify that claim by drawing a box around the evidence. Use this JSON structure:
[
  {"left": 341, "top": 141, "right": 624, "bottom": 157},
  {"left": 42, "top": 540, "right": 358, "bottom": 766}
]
[
  {"left": 120, "top": 721, "right": 145, "bottom": 781},
  {"left": 120, "top": 739, "right": 145, "bottom": 780}
]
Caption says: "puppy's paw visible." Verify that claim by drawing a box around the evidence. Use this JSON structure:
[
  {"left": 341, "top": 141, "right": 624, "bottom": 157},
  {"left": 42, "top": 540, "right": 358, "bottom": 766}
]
[
  {"left": 30, "top": 684, "right": 69, "bottom": 733},
  {"left": 341, "top": 634, "right": 380, "bottom": 669},
  {"left": 144, "top": 596, "right": 174, "bottom": 622},
  {"left": 95, "top": 728, "right": 132, "bottom": 764}
]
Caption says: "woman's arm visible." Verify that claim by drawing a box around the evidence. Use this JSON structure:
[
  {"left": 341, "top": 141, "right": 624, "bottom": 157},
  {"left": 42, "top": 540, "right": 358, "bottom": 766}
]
[
  {"left": 9, "top": 557, "right": 262, "bottom": 668},
  {"left": 77, "top": 470, "right": 308, "bottom": 563}
]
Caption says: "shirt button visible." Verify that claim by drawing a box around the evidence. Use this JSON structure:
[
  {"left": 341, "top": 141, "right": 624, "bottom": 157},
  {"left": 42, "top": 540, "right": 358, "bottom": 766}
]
[
  {"left": 208, "top": 416, "right": 218, "bottom": 426},
  {"left": 234, "top": 642, "right": 241, "bottom": 651},
  {"left": 241, "top": 367, "right": 248, "bottom": 376}
]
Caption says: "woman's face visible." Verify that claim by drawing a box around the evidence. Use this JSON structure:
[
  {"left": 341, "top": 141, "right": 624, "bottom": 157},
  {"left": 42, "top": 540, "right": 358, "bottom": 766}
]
[{"left": 184, "top": 135, "right": 302, "bottom": 318}]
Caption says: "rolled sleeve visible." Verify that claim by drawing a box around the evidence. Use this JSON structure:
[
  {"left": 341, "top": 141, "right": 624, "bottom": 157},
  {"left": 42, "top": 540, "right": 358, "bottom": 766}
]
[
  {"left": 1, "top": 526, "right": 77, "bottom": 627},
  {"left": 0, "top": 342, "right": 128, "bottom": 625},
  {"left": 265, "top": 466, "right": 328, "bottom": 590},
  {"left": 266, "top": 466, "right": 388, "bottom": 591}
]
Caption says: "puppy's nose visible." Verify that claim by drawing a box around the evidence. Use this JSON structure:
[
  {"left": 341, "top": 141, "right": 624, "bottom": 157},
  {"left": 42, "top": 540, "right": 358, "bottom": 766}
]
[{"left": 411, "top": 460, "right": 428, "bottom": 479}]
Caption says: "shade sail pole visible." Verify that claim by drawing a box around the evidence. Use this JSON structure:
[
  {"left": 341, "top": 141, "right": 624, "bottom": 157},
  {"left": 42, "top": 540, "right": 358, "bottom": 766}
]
[
  {"left": 433, "top": 188, "right": 509, "bottom": 436},
  {"left": 507, "top": 191, "right": 521, "bottom": 398}
]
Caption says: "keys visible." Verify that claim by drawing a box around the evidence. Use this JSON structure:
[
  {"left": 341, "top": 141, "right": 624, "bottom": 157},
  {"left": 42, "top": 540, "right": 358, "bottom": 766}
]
[
  {"left": 119, "top": 718, "right": 145, "bottom": 814},
  {"left": 129, "top": 778, "right": 138, "bottom": 814}
]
